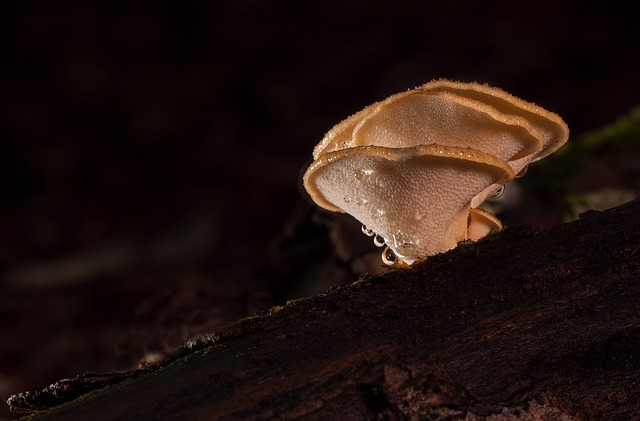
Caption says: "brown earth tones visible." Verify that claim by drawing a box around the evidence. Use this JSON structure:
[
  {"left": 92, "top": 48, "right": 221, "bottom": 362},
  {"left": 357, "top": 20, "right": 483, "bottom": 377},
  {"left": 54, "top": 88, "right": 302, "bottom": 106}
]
[{"left": 9, "top": 199, "right": 640, "bottom": 420}]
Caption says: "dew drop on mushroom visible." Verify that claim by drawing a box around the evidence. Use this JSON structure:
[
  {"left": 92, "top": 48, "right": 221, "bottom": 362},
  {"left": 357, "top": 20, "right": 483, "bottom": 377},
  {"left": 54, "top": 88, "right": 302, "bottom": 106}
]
[
  {"left": 382, "top": 246, "right": 397, "bottom": 265},
  {"left": 361, "top": 225, "right": 375, "bottom": 236}
]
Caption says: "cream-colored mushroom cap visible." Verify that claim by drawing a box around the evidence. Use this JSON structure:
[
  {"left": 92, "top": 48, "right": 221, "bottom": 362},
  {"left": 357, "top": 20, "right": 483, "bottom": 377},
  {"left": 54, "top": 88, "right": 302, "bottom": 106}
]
[
  {"left": 312, "top": 104, "right": 376, "bottom": 161},
  {"left": 405, "top": 81, "right": 569, "bottom": 208},
  {"left": 421, "top": 79, "right": 570, "bottom": 161},
  {"left": 313, "top": 80, "right": 552, "bottom": 170},
  {"left": 303, "top": 144, "right": 514, "bottom": 263},
  {"left": 313, "top": 80, "right": 568, "bottom": 187},
  {"left": 351, "top": 90, "right": 544, "bottom": 162},
  {"left": 467, "top": 208, "right": 503, "bottom": 242}
]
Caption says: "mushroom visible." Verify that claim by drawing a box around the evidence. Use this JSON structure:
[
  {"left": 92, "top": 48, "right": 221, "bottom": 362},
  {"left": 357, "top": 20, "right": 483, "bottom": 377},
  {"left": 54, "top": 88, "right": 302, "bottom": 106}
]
[
  {"left": 315, "top": 84, "right": 544, "bottom": 163},
  {"left": 313, "top": 80, "right": 569, "bottom": 208},
  {"left": 303, "top": 79, "right": 569, "bottom": 265},
  {"left": 417, "top": 80, "right": 569, "bottom": 207},
  {"left": 303, "top": 145, "right": 514, "bottom": 264},
  {"left": 467, "top": 208, "right": 503, "bottom": 242},
  {"left": 420, "top": 79, "right": 569, "bottom": 160}
]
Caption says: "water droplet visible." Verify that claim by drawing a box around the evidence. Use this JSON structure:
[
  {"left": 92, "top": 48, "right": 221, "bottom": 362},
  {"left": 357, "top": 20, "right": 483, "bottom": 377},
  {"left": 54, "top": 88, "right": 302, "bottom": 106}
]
[
  {"left": 355, "top": 197, "right": 368, "bottom": 206},
  {"left": 382, "top": 246, "right": 397, "bottom": 265},
  {"left": 490, "top": 185, "right": 505, "bottom": 199},
  {"left": 361, "top": 225, "right": 375, "bottom": 236},
  {"left": 373, "top": 235, "right": 385, "bottom": 247},
  {"left": 516, "top": 166, "right": 528, "bottom": 178}
]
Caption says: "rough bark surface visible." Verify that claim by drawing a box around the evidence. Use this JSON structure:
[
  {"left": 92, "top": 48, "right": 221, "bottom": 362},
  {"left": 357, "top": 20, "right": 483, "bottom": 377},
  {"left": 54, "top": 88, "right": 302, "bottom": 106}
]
[{"left": 9, "top": 200, "right": 640, "bottom": 420}]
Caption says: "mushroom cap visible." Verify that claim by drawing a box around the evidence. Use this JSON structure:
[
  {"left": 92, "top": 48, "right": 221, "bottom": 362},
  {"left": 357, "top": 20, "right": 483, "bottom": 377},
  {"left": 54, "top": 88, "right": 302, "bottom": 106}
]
[
  {"left": 313, "top": 104, "right": 375, "bottom": 160},
  {"left": 303, "top": 144, "right": 514, "bottom": 262},
  {"left": 412, "top": 80, "right": 568, "bottom": 209},
  {"left": 351, "top": 90, "right": 543, "bottom": 164},
  {"left": 466, "top": 207, "right": 503, "bottom": 242},
  {"left": 313, "top": 80, "right": 568, "bottom": 179},
  {"left": 421, "top": 79, "right": 570, "bottom": 161},
  {"left": 312, "top": 80, "right": 566, "bottom": 170}
]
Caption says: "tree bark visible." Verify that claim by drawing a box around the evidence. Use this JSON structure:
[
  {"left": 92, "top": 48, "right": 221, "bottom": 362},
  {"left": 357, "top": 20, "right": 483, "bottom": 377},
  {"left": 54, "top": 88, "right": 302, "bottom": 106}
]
[{"left": 9, "top": 200, "right": 640, "bottom": 420}]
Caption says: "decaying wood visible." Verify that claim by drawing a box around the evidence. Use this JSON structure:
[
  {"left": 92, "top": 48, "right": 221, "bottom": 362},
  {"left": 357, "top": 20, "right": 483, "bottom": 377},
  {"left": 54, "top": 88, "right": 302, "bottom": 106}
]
[{"left": 9, "top": 200, "right": 640, "bottom": 420}]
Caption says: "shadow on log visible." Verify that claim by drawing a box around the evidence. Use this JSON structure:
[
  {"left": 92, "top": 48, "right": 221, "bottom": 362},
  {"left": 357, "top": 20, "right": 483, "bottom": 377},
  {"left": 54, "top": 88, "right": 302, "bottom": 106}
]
[{"left": 8, "top": 200, "right": 640, "bottom": 420}]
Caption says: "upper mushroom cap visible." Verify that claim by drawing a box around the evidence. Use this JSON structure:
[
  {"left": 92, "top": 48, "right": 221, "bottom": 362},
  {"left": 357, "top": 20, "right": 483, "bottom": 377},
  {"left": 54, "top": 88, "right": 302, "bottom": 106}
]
[
  {"left": 351, "top": 90, "right": 543, "bottom": 163},
  {"left": 303, "top": 144, "right": 514, "bottom": 262},
  {"left": 313, "top": 80, "right": 568, "bottom": 174},
  {"left": 312, "top": 104, "right": 375, "bottom": 161},
  {"left": 420, "top": 80, "right": 569, "bottom": 159},
  {"left": 312, "top": 80, "right": 566, "bottom": 167}
]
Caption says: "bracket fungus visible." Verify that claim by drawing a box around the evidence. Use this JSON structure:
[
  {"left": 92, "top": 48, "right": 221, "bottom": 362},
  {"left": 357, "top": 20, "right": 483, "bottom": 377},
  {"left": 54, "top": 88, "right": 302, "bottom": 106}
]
[{"left": 303, "top": 79, "right": 569, "bottom": 266}]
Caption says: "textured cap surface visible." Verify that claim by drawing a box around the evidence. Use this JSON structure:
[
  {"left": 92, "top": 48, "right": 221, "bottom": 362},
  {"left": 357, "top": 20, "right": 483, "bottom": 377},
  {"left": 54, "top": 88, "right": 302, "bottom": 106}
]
[{"left": 303, "top": 145, "right": 514, "bottom": 261}]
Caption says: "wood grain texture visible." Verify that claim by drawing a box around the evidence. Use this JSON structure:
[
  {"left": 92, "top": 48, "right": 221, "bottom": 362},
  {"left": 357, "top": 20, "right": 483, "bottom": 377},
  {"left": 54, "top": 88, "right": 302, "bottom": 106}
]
[{"left": 11, "top": 200, "right": 640, "bottom": 420}]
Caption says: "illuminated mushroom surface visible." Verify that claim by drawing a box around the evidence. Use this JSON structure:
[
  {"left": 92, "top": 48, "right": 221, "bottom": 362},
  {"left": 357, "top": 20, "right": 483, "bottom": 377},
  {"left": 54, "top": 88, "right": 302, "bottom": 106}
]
[{"left": 303, "top": 79, "right": 569, "bottom": 266}]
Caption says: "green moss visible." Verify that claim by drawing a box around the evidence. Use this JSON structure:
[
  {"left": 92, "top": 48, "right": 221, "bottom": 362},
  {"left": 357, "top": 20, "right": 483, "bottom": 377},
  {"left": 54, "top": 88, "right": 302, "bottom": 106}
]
[
  {"left": 561, "top": 105, "right": 640, "bottom": 156},
  {"left": 553, "top": 104, "right": 640, "bottom": 172},
  {"left": 521, "top": 104, "right": 640, "bottom": 219},
  {"left": 531, "top": 103, "right": 640, "bottom": 180}
]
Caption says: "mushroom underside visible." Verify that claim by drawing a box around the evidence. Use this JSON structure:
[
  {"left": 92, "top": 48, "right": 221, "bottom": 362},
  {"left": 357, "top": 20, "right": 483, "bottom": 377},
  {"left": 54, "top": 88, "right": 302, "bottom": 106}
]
[{"left": 303, "top": 145, "right": 513, "bottom": 263}]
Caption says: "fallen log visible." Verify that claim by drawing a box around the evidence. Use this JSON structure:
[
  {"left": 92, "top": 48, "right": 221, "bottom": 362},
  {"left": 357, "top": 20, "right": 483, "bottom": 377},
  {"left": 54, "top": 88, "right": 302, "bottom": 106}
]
[{"left": 8, "top": 199, "right": 640, "bottom": 420}]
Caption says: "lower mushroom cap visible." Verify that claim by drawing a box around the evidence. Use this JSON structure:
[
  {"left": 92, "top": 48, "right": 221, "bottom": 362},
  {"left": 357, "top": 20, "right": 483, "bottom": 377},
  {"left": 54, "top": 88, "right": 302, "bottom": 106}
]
[
  {"left": 303, "top": 144, "right": 514, "bottom": 262},
  {"left": 467, "top": 207, "right": 503, "bottom": 242}
]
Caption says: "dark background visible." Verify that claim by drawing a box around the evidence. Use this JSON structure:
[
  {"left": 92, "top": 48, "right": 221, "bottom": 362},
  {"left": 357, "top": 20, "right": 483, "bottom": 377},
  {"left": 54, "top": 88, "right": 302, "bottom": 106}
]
[{"left": 1, "top": 1, "right": 639, "bottom": 418}]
